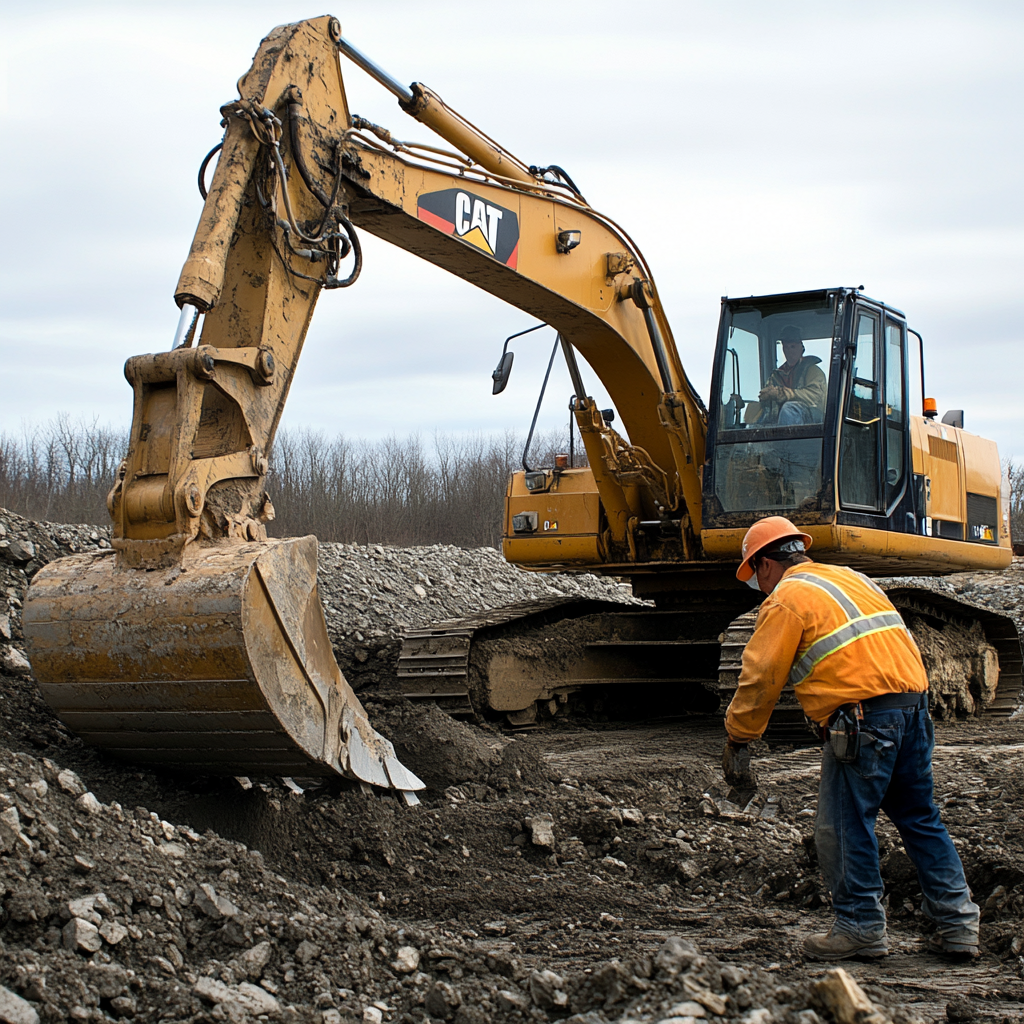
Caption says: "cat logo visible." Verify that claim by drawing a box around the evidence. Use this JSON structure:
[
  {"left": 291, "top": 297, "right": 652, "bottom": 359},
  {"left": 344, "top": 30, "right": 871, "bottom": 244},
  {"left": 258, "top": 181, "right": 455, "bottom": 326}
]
[{"left": 416, "top": 188, "right": 519, "bottom": 269}]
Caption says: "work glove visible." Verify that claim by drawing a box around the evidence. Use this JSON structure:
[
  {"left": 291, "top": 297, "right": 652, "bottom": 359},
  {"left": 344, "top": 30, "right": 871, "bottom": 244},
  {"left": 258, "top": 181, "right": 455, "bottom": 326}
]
[{"left": 722, "top": 738, "right": 758, "bottom": 805}]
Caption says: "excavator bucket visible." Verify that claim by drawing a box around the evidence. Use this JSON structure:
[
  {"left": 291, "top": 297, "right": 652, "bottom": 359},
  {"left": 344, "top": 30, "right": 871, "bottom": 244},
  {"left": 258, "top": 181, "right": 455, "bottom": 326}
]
[{"left": 23, "top": 537, "right": 425, "bottom": 804}]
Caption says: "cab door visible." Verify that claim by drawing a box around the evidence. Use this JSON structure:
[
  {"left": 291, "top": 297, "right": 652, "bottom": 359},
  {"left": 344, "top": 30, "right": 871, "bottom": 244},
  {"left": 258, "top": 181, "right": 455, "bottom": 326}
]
[
  {"left": 838, "top": 306, "right": 911, "bottom": 523},
  {"left": 839, "top": 308, "right": 882, "bottom": 510},
  {"left": 882, "top": 316, "right": 909, "bottom": 512}
]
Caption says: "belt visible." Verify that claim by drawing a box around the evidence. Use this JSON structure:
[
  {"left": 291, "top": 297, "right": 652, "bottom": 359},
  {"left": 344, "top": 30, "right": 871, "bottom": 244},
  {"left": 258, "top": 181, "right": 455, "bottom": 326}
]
[
  {"left": 861, "top": 691, "right": 927, "bottom": 712},
  {"left": 822, "top": 690, "right": 927, "bottom": 735}
]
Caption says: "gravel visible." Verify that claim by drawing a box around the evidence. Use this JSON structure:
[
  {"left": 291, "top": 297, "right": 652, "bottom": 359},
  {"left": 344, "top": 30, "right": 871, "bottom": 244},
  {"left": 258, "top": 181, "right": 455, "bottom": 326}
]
[
  {"left": 315, "top": 541, "right": 638, "bottom": 690},
  {"left": 0, "top": 509, "right": 1021, "bottom": 1022}
]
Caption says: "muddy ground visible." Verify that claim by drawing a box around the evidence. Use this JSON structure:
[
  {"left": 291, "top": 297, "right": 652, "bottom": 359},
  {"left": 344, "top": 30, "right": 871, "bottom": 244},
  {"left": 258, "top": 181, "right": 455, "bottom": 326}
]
[{"left": 0, "top": 512, "right": 1022, "bottom": 1023}]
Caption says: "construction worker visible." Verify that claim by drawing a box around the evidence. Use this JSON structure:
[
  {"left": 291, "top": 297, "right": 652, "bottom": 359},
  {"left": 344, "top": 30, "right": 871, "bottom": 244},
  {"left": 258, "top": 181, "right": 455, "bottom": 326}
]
[
  {"left": 757, "top": 325, "right": 826, "bottom": 425},
  {"left": 722, "top": 516, "right": 979, "bottom": 961}
]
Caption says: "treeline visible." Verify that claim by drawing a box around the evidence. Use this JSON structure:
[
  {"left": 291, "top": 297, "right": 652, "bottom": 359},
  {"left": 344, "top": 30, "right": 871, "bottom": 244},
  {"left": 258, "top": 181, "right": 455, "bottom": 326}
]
[
  {"left": 266, "top": 428, "right": 577, "bottom": 547},
  {"left": 0, "top": 417, "right": 581, "bottom": 548},
  {"left": 1006, "top": 458, "right": 1024, "bottom": 552},
  {"left": 4, "top": 416, "right": 1024, "bottom": 551},
  {"left": 0, "top": 415, "right": 127, "bottom": 526}
]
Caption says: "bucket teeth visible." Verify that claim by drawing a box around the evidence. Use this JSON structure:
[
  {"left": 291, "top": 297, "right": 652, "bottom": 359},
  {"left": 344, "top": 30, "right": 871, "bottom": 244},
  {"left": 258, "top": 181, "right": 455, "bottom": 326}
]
[{"left": 23, "top": 536, "right": 424, "bottom": 800}]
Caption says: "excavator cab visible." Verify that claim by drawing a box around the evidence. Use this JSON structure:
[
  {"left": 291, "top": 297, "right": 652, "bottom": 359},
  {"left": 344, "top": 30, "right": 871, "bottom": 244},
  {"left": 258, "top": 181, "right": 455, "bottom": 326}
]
[
  {"left": 705, "top": 289, "right": 841, "bottom": 523},
  {"left": 701, "top": 288, "right": 1011, "bottom": 573}
]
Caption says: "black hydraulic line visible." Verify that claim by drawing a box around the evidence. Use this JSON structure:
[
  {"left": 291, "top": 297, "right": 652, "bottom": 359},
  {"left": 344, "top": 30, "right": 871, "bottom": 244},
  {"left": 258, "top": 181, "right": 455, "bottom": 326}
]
[
  {"left": 528, "top": 163, "right": 584, "bottom": 199},
  {"left": 324, "top": 215, "right": 362, "bottom": 289},
  {"left": 522, "top": 336, "right": 560, "bottom": 472},
  {"left": 560, "top": 336, "right": 587, "bottom": 401},
  {"left": 286, "top": 95, "right": 332, "bottom": 208},
  {"left": 197, "top": 142, "right": 223, "bottom": 200},
  {"left": 641, "top": 305, "right": 674, "bottom": 394}
]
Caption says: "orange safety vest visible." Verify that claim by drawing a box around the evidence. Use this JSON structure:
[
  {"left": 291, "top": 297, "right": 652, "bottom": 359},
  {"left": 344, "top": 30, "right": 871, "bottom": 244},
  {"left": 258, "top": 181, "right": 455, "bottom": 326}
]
[{"left": 725, "top": 563, "right": 929, "bottom": 741}]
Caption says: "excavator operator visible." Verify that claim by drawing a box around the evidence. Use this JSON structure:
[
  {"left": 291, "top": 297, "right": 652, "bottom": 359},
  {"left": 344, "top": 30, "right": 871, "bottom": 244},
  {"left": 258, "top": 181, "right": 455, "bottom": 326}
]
[
  {"left": 757, "top": 326, "right": 826, "bottom": 425},
  {"left": 721, "top": 516, "right": 980, "bottom": 962}
]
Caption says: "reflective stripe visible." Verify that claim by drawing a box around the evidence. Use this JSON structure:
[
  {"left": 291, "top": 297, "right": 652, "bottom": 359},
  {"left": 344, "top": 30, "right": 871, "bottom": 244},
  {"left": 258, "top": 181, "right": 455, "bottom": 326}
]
[
  {"left": 789, "top": 611, "right": 908, "bottom": 687},
  {"left": 783, "top": 572, "right": 861, "bottom": 619},
  {"left": 854, "top": 570, "right": 888, "bottom": 598},
  {"left": 780, "top": 569, "right": 909, "bottom": 688}
]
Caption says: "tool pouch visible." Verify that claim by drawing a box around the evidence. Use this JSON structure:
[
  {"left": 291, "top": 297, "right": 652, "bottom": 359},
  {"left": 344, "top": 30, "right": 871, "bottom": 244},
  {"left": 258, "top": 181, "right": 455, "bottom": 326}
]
[{"left": 827, "top": 704, "right": 861, "bottom": 763}]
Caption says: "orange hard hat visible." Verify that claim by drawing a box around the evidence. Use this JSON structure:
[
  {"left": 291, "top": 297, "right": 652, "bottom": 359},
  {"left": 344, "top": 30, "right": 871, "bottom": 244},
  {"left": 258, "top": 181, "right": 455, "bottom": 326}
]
[{"left": 736, "top": 516, "right": 813, "bottom": 582}]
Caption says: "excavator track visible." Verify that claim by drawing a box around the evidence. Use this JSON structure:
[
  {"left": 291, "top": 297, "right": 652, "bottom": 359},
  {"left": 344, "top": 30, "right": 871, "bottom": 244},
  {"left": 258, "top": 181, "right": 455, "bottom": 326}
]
[
  {"left": 400, "top": 584, "right": 1021, "bottom": 738},
  {"left": 399, "top": 595, "right": 750, "bottom": 726},
  {"left": 884, "top": 585, "right": 1022, "bottom": 717},
  {"left": 715, "top": 585, "right": 1023, "bottom": 745}
]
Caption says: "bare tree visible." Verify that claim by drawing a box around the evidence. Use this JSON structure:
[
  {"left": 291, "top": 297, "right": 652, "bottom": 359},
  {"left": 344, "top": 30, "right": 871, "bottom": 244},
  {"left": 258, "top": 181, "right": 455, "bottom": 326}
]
[
  {"left": 0, "top": 416, "right": 590, "bottom": 547},
  {"left": 0, "top": 416, "right": 127, "bottom": 524},
  {"left": 1004, "top": 457, "right": 1024, "bottom": 551}
]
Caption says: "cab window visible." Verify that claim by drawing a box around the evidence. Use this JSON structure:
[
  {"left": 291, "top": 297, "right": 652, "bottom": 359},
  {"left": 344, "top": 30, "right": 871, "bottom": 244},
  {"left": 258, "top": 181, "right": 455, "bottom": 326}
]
[
  {"left": 884, "top": 319, "right": 906, "bottom": 508},
  {"left": 713, "top": 296, "right": 835, "bottom": 514},
  {"left": 839, "top": 312, "right": 881, "bottom": 510}
]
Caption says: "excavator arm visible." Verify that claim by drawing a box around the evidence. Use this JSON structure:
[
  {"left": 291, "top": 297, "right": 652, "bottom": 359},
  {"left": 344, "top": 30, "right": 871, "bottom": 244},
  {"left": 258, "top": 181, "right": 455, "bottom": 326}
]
[
  {"left": 22, "top": 15, "right": 708, "bottom": 782},
  {"left": 168, "top": 16, "right": 707, "bottom": 558}
]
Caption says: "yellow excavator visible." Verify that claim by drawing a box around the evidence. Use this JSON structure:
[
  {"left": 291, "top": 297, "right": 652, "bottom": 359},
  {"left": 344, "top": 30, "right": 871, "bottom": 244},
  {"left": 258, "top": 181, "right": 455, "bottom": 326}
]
[{"left": 23, "top": 17, "right": 1020, "bottom": 787}]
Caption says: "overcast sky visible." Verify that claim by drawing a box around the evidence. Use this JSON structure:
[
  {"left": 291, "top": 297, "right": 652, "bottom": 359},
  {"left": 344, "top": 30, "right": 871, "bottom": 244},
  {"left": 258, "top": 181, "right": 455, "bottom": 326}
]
[{"left": 1, "top": 1, "right": 1021, "bottom": 459}]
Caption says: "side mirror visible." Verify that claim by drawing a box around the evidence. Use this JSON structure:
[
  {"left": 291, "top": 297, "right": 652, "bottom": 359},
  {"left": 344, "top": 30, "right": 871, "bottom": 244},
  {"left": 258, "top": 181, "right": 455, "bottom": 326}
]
[{"left": 492, "top": 351, "right": 514, "bottom": 394}]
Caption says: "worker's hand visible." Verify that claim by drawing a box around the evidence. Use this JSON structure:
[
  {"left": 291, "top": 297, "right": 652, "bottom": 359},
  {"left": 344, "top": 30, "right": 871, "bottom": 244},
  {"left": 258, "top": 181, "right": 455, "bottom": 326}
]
[
  {"left": 722, "top": 738, "right": 758, "bottom": 804},
  {"left": 758, "top": 385, "right": 783, "bottom": 403}
]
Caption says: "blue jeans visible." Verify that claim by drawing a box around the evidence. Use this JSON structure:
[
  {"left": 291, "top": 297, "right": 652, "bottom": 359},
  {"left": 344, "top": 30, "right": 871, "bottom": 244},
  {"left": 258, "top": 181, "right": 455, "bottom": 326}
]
[
  {"left": 815, "top": 702, "right": 979, "bottom": 944},
  {"left": 778, "top": 401, "right": 821, "bottom": 425}
]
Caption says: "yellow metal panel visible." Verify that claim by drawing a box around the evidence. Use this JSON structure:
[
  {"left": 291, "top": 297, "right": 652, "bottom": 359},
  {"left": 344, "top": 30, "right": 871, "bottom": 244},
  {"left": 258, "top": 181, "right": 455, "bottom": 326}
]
[
  {"left": 503, "top": 535, "right": 603, "bottom": 565},
  {"left": 504, "top": 467, "right": 603, "bottom": 565},
  {"left": 918, "top": 419, "right": 962, "bottom": 523},
  {"left": 960, "top": 430, "right": 1002, "bottom": 496},
  {"left": 701, "top": 521, "right": 1010, "bottom": 575},
  {"left": 909, "top": 416, "right": 926, "bottom": 475},
  {"left": 702, "top": 524, "right": 841, "bottom": 563},
  {"left": 880, "top": 528, "right": 1009, "bottom": 569}
]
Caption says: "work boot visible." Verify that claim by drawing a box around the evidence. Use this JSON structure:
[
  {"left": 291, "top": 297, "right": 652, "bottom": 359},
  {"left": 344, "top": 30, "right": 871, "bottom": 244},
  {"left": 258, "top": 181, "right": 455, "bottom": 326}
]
[
  {"left": 803, "top": 927, "right": 888, "bottom": 961},
  {"left": 928, "top": 933, "right": 979, "bottom": 959}
]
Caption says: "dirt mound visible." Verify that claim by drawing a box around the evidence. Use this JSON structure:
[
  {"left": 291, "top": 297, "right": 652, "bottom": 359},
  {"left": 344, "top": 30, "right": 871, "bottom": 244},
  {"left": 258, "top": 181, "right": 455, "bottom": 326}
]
[
  {"left": 362, "top": 696, "right": 506, "bottom": 792},
  {"left": 1, "top": 511, "right": 1023, "bottom": 1020},
  {"left": 0, "top": 698, "right": 942, "bottom": 1024}
]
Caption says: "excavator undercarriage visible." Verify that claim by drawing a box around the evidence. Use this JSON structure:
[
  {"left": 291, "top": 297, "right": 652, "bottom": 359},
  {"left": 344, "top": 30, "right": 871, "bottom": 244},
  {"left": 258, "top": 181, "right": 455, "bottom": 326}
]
[{"left": 400, "top": 585, "right": 1022, "bottom": 741}]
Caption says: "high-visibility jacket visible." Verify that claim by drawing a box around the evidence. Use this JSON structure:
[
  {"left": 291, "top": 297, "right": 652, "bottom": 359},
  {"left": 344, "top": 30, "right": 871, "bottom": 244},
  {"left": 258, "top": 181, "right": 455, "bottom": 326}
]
[{"left": 725, "top": 561, "right": 928, "bottom": 742}]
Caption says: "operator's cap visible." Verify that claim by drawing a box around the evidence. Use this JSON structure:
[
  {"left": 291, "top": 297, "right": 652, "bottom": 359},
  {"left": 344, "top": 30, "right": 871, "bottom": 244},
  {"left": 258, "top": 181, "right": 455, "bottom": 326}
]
[
  {"left": 779, "top": 325, "right": 803, "bottom": 344},
  {"left": 737, "top": 515, "right": 813, "bottom": 582}
]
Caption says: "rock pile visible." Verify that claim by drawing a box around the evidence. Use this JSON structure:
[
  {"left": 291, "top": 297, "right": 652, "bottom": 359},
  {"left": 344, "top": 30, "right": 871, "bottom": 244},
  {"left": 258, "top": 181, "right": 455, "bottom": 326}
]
[
  {"left": 879, "top": 559, "right": 1024, "bottom": 640},
  {"left": 0, "top": 509, "right": 1021, "bottom": 1021},
  {"left": 315, "top": 542, "right": 637, "bottom": 690},
  {"left": 0, "top": 734, "right": 923, "bottom": 1023},
  {"left": 0, "top": 511, "right": 112, "bottom": 678},
  {"left": 0, "top": 701, "right": 936, "bottom": 1023},
  {"left": 0, "top": 508, "right": 634, "bottom": 690}
]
